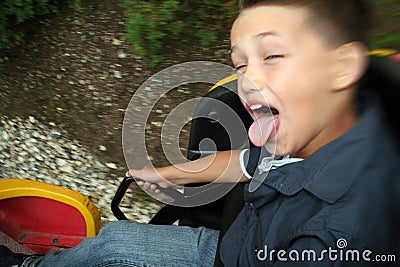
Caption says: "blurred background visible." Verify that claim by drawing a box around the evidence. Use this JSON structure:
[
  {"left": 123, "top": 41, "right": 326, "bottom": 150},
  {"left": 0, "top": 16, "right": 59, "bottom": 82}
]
[{"left": 0, "top": 0, "right": 399, "bottom": 224}]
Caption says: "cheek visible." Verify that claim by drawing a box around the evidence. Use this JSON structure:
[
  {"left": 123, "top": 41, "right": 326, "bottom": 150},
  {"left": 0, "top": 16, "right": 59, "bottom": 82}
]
[
  {"left": 273, "top": 66, "right": 330, "bottom": 131},
  {"left": 277, "top": 60, "right": 330, "bottom": 105}
]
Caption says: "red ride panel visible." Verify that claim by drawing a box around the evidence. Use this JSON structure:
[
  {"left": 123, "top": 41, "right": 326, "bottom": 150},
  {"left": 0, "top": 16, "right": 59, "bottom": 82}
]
[{"left": 0, "top": 196, "right": 87, "bottom": 254}]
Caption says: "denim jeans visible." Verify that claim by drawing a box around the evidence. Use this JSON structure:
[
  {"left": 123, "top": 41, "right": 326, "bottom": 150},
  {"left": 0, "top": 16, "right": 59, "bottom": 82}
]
[{"left": 22, "top": 221, "right": 219, "bottom": 267}]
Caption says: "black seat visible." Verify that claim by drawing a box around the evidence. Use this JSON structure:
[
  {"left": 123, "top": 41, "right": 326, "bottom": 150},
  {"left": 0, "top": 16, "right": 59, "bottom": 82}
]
[
  {"left": 111, "top": 77, "right": 253, "bottom": 266},
  {"left": 125, "top": 79, "right": 253, "bottom": 229},
  {"left": 127, "top": 81, "right": 246, "bottom": 219},
  {"left": 178, "top": 80, "right": 254, "bottom": 229}
]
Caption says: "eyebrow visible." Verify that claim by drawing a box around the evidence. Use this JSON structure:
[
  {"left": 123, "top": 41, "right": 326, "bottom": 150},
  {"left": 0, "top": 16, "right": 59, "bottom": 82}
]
[
  {"left": 254, "top": 31, "right": 281, "bottom": 39},
  {"left": 230, "top": 31, "right": 282, "bottom": 53}
]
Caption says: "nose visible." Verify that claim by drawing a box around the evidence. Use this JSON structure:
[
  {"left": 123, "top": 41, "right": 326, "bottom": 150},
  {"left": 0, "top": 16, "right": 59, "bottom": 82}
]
[{"left": 238, "top": 63, "right": 266, "bottom": 94}]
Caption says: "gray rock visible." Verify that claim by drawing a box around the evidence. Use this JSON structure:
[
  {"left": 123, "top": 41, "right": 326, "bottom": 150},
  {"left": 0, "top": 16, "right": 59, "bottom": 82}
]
[
  {"left": 117, "top": 50, "right": 127, "bottom": 59},
  {"left": 56, "top": 158, "right": 68, "bottom": 167},
  {"left": 105, "top": 162, "right": 117, "bottom": 169},
  {"left": 59, "top": 165, "right": 74, "bottom": 174},
  {"left": 28, "top": 116, "right": 36, "bottom": 124},
  {"left": 113, "top": 70, "right": 122, "bottom": 79}
]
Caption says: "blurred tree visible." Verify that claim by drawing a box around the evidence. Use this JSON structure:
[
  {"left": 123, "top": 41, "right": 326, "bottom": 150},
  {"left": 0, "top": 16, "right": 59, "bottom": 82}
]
[
  {"left": 2, "top": 0, "right": 398, "bottom": 63},
  {"left": 369, "top": 0, "right": 400, "bottom": 50},
  {"left": 123, "top": 0, "right": 236, "bottom": 66},
  {"left": 124, "top": 0, "right": 399, "bottom": 66},
  {"left": 0, "top": 0, "right": 81, "bottom": 50}
]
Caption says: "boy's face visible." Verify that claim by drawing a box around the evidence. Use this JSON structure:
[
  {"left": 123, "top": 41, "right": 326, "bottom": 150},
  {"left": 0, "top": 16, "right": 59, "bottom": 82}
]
[{"left": 231, "top": 5, "right": 347, "bottom": 157}]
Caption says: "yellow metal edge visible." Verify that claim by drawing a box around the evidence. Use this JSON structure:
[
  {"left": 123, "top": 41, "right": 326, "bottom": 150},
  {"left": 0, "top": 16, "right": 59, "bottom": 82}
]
[
  {"left": 0, "top": 178, "right": 101, "bottom": 237},
  {"left": 208, "top": 74, "right": 238, "bottom": 92},
  {"left": 368, "top": 49, "right": 398, "bottom": 57}
]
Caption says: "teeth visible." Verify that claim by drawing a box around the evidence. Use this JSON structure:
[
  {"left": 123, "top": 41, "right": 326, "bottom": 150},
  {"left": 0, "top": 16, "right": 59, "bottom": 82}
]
[{"left": 250, "top": 104, "right": 263, "bottom": 110}]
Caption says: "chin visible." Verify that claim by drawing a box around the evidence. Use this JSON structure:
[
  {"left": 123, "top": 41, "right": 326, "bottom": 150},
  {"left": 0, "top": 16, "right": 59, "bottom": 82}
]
[
  {"left": 264, "top": 143, "right": 281, "bottom": 156},
  {"left": 265, "top": 140, "right": 292, "bottom": 157}
]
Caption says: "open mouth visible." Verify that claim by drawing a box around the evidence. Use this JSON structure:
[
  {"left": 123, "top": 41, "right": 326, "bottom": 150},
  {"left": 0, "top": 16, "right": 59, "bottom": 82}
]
[
  {"left": 248, "top": 103, "right": 279, "bottom": 118},
  {"left": 246, "top": 102, "right": 280, "bottom": 147}
]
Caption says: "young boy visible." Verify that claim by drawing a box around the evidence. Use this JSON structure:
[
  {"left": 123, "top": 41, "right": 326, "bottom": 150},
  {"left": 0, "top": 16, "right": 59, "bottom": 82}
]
[{"left": 3, "top": 0, "right": 399, "bottom": 266}]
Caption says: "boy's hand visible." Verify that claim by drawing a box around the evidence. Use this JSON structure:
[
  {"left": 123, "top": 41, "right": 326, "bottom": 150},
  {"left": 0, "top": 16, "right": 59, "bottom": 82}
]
[{"left": 126, "top": 167, "right": 170, "bottom": 194}]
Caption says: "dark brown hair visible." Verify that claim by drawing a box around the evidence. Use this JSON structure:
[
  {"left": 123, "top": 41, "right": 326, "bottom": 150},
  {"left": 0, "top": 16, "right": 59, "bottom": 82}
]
[{"left": 238, "top": 0, "right": 371, "bottom": 46}]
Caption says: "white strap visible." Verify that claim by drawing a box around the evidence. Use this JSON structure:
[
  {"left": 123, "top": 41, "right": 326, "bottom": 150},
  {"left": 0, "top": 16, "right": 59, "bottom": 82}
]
[{"left": 258, "top": 157, "right": 303, "bottom": 174}]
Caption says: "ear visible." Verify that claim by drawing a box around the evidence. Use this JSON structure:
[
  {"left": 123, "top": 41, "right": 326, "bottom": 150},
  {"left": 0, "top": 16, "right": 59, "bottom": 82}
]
[{"left": 331, "top": 42, "right": 368, "bottom": 91}]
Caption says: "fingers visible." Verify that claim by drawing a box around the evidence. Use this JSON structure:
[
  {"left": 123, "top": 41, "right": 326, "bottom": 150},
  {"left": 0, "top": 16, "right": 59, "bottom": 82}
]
[
  {"left": 150, "top": 184, "right": 161, "bottom": 194},
  {"left": 125, "top": 168, "right": 161, "bottom": 193},
  {"left": 143, "top": 181, "right": 151, "bottom": 190},
  {"left": 138, "top": 181, "right": 161, "bottom": 194}
]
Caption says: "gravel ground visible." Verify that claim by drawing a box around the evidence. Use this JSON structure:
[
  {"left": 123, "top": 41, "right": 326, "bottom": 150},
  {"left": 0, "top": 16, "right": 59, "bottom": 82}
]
[{"left": 0, "top": 115, "right": 162, "bottom": 225}]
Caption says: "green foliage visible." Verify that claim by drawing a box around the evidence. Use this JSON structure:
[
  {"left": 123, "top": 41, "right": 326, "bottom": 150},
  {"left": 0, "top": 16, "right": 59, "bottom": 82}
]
[
  {"left": 123, "top": 0, "right": 236, "bottom": 66},
  {"left": 124, "top": 0, "right": 400, "bottom": 66},
  {"left": 0, "top": 0, "right": 81, "bottom": 50},
  {"left": 69, "top": 0, "right": 81, "bottom": 11},
  {"left": 369, "top": 0, "right": 400, "bottom": 49}
]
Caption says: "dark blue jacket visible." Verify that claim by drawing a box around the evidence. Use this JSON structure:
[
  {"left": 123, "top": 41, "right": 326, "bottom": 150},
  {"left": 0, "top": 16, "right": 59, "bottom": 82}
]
[{"left": 220, "top": 84, "right": 400, "bottom": 266}]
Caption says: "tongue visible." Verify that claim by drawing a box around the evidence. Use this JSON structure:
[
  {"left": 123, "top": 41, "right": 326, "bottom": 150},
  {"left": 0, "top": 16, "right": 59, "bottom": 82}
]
[{"left": 248, "top": 115, "right": 276, "bottom": 146}]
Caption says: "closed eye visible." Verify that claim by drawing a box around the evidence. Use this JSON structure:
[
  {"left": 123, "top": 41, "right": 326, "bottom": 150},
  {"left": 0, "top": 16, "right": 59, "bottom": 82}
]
[
  {"left": 235, "top": 65, "right": 247, "bottom": 71},
  {"left": 265, "top": 54, "right": 284, "bottom": 60}
]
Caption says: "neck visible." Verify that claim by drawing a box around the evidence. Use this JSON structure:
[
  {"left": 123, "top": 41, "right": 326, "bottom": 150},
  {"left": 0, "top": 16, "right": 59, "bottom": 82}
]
[{"left": 292, "top": 102, "right": 358, "bottom": 159}]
